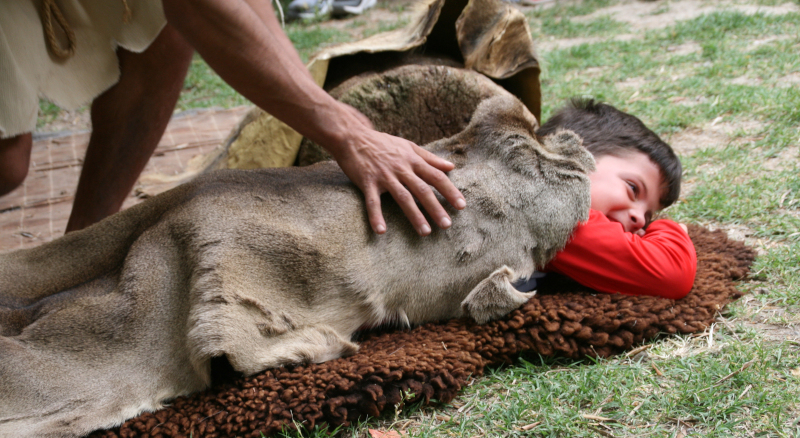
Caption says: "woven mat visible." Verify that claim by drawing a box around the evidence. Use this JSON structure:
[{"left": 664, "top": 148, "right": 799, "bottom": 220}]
[{"left": 92, "top": 224, "right": 754, "bottom": 438}]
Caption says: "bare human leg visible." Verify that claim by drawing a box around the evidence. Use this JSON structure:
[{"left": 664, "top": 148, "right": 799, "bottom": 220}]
[
  {"left": 0, "top": 134, "right": 33, "bottom": 197},
  {"left": 65, "top": 24, "right": 193, "bottom": 232}
]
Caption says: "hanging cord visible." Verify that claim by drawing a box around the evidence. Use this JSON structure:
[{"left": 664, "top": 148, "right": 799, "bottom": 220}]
[
  {"left": 41, "top": 0, "right": 76, "bottom": 59},
  {"left": 273, "top": 0, "right": 286, "bottom": 28}
]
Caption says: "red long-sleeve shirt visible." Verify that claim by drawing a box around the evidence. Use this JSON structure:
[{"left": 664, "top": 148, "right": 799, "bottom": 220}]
[{"left": 545, "top": 209, "right": 697, "bottom": 299}]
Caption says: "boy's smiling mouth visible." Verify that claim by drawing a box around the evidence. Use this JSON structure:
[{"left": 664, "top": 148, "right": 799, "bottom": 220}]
[{"left": 606, "top": 216, "right": 628, "bottom": 231}]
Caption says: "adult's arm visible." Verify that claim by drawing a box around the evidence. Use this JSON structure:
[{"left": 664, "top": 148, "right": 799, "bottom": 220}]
[
  {"left": 161, "top": 0, "right": 466, "bottom": 235},
  {"left": 545, "top": 210, "right": 697, "bottom": 299}
]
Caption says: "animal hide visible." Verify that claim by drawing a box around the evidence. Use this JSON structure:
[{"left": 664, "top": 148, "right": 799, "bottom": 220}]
[
  {"left": 297, "top": 65, "right": 520, "bottom": 166},
  {"left": 0, "top": 95, "right": 593, "bottom": 438},
  {"left": 92, "top": 226, "right": 754, "bottom": 438}
]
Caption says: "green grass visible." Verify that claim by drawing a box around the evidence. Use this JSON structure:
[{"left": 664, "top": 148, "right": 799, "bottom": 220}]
[
  {"left": 378, "top": 0, "right": 409, "bottom": 14},
  {"left": 36, "top": 100, "right": 68, "bottom": 130},
  {"left": 531, "top": 15, "right": 630, "bottom": 39},
  {"left": 177, "top": 54, "right": 252, "bottom": 111}
]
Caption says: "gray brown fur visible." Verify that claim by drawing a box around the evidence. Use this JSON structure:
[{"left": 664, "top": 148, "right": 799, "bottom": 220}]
[{"left": 0, "top": 96, "right": 593, "bottom": 437}]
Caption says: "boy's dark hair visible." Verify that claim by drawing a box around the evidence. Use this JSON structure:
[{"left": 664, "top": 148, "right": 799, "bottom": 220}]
[{"left": 537, "top": 98, "right": 681, "bottom": 209}]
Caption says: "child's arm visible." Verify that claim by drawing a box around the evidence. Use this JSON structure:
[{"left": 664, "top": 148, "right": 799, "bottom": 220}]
[{"left": 545, "top": 210, "right": 697, "bottom": 299}]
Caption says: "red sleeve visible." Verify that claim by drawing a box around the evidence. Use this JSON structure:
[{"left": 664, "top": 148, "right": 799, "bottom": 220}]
[{"left": 545, "top": 210, "right": 697, "bottom": 299}]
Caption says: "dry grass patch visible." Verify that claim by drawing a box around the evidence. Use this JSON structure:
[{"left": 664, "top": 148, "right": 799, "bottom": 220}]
[
  {"left": 668, "top": 127, "right": 731, "bottom": 155},
  {"left": 575, "top": 0, "right": 800, "bottom": 30},
  {"left": 615, "top": 76, "right": 647, "bottom": 90},
  {"left": 697, "top": 220, "right": 781, "bottom": 255},
  {"left": 729, "top": 75, "right": 762, "bottom": 86},
  {"left": 667, "top": 119, "right": 765, "bottom": 155},
  {"left": 666, "top": 41, "right": 702, "bottom": 56},
  {"left": 737, "top": 293, "right": 800, "bottom": 325},
  {"left": 647, "top": 326, "right": 726, "bottom": 360},
  {"left": 535, "top": 33, "right": 636, "bottom": 51},
  {"left": 37, "top": 106, "right": 91, "bottom": 134},
  {"left": 744, "top": 34, "right": 793, "bottom": 51},
  {"left": 739, "top": 320, "right": 800, "bottom": 342},
  {"left": 762, "top": 145, "right": 799, "bottom": 171},
  {"left": 777, "top": 72, "right": 800, "bottom": 88}
]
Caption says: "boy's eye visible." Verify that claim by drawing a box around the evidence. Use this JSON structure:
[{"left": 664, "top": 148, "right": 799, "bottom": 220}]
[{"left": 627, "top": 181, "right": 639, "bottom": 197}]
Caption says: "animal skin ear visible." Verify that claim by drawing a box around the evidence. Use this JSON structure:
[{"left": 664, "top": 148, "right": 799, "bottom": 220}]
[
  {"left": 543, "top": 130, "right": 597, "bottom": 173},
  {"left": 425, "top": 95, "right": 537, "bottom": 163},
  {"left": 469, "top": 96, "right": 538, "bottom": 139},
  {"left": 520, "top": 104, "right": 540, "bottom": 133},
  {"left": 461, "top": 266, "right": 536, "bottom": 324}
]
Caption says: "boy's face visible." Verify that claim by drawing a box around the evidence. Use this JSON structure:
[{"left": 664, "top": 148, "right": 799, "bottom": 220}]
[{"left": 589, "top": 152, "right": 662, "bottom": 234}]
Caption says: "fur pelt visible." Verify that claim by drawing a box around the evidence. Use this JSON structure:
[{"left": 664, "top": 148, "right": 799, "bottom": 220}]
[
  {"left": 90, "top": 225, "right": 754, "bottom": 438},
  {"left": 0, "top": 95, "right": 593, "bottom": 438}
]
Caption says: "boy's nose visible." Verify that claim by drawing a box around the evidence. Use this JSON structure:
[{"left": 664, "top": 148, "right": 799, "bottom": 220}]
[{"left": 629, "top": 210, "right": 645, "bottom": 233}]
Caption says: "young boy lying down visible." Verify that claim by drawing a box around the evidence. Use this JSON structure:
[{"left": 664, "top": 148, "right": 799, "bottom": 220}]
[{"left": 517, "top": 98, "right": 696, "bottom": 300}]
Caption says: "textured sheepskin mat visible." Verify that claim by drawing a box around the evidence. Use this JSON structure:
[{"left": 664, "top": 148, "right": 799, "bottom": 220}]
[{"left": 92, "top": 225, "right": 754, "bottom": 438}]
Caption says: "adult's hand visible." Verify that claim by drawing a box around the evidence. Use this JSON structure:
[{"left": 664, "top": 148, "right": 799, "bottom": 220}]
[
  {"left": 328, "top": 105, "right": 466, "bottom": 235},
  {"left": 164, "top": 0, "right": 465, "bottom": 235}
]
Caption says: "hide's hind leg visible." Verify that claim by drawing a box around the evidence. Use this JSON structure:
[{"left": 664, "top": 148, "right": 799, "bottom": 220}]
[
  {"left": 461, "top": 266, "right": 535, "bottom": 324},
  {"left": 196, "top": 318, "right": 359, "bottom": 376},
  {"left": 187, "top": 236, "right": 361, "bottom": 376},
  {"left": 188, "top": 279, "right": 359, "bottom": 376},
  {"left": 236, "top": 325, "right": 359, "bottom": 374}
]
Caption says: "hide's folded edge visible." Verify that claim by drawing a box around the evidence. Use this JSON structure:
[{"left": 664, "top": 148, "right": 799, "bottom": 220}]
[
  {"left": 156, "top": 0, "right": 540, "bottom": 180},
  {"left": 92, "top": 225, "right": 754, "bottom": 438}
]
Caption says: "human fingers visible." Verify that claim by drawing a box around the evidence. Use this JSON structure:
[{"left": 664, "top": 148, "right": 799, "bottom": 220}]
[
  {"left": 384, "top": 178, "right": 432, "bottom": 236},
  {"left": 363, "top": 184, "right": 387, "bottom": 234},
  {"left": 399, "top": 170, "right": 453, "bottom": 231},
  {"left": 412, "top": 145, "right": 466, "bottom": 210},
  {"left": 414, "top": 144, "right": 456, "bottom": 173},
  {"left": 679, "top": 223, "right": 688, "bottom": 234}
]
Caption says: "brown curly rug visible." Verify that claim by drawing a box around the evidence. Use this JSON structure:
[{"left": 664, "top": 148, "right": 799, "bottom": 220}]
[{"left": 91, "top": 224, "right": 754, "bottom": 438}]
